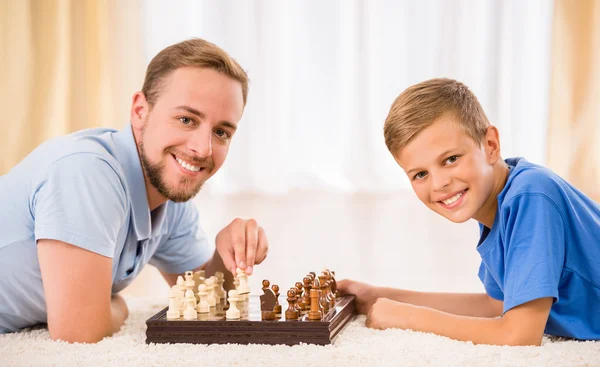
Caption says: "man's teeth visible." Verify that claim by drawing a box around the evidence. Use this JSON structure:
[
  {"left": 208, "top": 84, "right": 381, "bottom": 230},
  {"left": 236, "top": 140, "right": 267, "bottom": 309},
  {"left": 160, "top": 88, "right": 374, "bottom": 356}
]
[
  {"left": 175, "top": 156, "right": 201, "bottom": 172},
  {"left": 442, "top": 192, "right": 464, "bottom": 205}
]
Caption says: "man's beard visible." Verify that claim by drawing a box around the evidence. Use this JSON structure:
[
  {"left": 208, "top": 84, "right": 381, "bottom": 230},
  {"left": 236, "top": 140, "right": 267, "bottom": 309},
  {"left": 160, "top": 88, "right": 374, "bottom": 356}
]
[{"left": 139, "top": 140, "right": 213, "bottom": 203}]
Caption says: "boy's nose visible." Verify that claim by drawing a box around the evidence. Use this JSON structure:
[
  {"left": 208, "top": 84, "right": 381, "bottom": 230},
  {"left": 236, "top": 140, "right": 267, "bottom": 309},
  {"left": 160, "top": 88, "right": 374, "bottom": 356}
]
[
  {"left": 431, "top": 172, "right": 451, "bottom": 191},
  {"left": 188, "top": 128, "right": 213, "bottom": 158}
]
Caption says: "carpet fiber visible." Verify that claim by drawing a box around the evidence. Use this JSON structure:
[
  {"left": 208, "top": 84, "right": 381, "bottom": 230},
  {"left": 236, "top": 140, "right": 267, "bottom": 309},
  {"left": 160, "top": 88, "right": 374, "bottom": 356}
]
[{"left": 2, "top": 296, "right": 599, "bottom": 367}]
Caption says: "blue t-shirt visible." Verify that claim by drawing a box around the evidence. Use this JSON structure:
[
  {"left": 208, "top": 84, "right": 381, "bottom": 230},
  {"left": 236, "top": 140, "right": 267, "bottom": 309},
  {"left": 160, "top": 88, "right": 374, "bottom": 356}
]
[
  {"left": 0, "top": 125, "right": 214, "bottom": 333},
  {"left": 477, "top": 157, "right": 600, "bottom": 340}
]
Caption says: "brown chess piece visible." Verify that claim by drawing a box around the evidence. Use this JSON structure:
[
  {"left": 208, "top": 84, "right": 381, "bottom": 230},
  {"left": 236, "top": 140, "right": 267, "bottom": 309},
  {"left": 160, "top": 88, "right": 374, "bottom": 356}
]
[
  {"left": 307, "top": 288, "right": 323, "bottom": 320},
  {"left": 323, "top": 270, "right": 336, "bottom": 307},
  {"left": 260, "top": 279, "right": 277, "bottom": 320},
  {"left": 318, "top": 275, "right": 330, "bottom": 312},
  {"left": 294, "top": 282, "right": 305, "bottom": 311},
  {"left": 312, "top": 276, "right": 324, "bottom": 313},
  {"left": 272, "top": 284, "right": 282, "bottom": 314},
  {"left": 285, "top": 289, "right": 299, "bottom": 320},
  {"left": 302, "top": 276, "right": 312, "bottom": 310}
]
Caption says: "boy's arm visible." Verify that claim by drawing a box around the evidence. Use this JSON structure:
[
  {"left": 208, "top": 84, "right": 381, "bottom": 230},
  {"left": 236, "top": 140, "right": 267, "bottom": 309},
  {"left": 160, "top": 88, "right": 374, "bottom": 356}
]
[
  {"left": 337, "top": 279, "right": 503, "bottom": 317},
  {"left": 367, "top": 296, "right": 553, "bottom": 346},
  {"left": 38, "top": 239, "right": 128, "bottom": 343}
]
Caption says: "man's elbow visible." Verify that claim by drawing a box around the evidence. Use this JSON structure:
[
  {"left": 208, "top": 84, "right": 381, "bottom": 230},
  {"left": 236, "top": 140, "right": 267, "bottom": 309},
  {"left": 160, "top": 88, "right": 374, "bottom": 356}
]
[{"left": 502, "top": 329, "right": 544, "bottom": 346}]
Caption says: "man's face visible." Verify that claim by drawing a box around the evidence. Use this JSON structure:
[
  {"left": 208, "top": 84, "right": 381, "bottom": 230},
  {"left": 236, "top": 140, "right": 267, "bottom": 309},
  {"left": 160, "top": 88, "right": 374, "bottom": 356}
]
[
  {"left": 138, "top": 67, "right": 244, "bottom": 202},
  {"left": 396, "top": 115, "right": 496, "bottom": 223}
]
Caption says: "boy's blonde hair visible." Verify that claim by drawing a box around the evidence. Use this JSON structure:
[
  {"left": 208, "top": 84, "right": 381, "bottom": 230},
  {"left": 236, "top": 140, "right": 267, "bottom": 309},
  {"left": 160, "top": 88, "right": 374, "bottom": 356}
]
[
  {"left": 383, "top": 78, "right": 490, "bottom": 156},
  {"left": 142, "top": 38, "right": 249, "bottom": 108}
]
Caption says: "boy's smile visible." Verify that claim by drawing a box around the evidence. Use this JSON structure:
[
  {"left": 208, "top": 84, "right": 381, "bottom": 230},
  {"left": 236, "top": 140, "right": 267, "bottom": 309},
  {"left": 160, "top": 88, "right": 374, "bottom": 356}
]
[{"left": 395, "top": 114, "right": 507, "bottom": 227}]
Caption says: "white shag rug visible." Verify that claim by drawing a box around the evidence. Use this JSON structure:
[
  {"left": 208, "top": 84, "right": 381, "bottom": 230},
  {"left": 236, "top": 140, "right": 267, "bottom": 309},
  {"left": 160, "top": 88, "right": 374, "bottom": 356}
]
[{"left": 2, "top": 296, "right": 599, "bottom": 367}]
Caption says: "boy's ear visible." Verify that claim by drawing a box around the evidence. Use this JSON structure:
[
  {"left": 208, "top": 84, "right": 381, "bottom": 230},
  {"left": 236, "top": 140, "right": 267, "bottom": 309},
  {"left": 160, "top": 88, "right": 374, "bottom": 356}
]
[
  {"left": 483, "top": 126, "right": 502, "bottom": 164},
  {"left": 130, "top": 91, "right": 150, "bottom": 130}
]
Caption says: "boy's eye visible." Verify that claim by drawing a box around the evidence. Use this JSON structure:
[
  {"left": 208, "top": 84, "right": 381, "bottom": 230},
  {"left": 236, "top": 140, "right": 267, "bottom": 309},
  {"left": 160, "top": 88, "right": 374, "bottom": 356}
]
[
  {"left": 414, "top": 171, "right": 428, "bottom": 180},
  {"left": 445, "top": 155, "right": 459, "bottom": 164},
  {"left": 179, "top": 117, "right": 192, "bottom": 125}
]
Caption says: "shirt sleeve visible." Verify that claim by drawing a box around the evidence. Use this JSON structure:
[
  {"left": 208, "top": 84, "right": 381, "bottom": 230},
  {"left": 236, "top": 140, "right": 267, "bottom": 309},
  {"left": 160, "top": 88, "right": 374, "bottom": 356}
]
[
  {"left": 478, "top": 262, "right": 504, "bottom": 301},
  {"left": 33, "top": 154, "right": 128, "bottom": 258},
  {"left": 149, "top": 201, "right": 214, "bottom": 274},
  {"left": 500, "top": 193, "right": 565, "bottom": 313}
]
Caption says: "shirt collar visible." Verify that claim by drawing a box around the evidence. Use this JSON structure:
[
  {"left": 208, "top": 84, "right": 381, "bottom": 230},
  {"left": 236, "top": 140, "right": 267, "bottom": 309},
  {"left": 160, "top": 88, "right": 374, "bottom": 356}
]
[{"left": 112, "top": 123, "right": 153, "bottom": 241}]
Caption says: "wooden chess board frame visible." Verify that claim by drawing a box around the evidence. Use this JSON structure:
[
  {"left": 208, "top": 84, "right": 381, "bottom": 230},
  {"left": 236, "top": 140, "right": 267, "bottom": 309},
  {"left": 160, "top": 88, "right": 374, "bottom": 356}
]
[{"left": 145, "top": 295, "right": 356, "bottom": 345}]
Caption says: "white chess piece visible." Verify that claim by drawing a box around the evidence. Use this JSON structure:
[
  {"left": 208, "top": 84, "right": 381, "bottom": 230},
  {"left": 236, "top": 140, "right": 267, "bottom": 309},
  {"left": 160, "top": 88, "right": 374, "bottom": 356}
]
[
  {"left": 166, "top": 290, "right": 181, "bottom": 319},
  {"left": 236, "top": 268, "right": 250, "bottom": 295},
  {"left": 183, "top": 303, "right": 197, "bottom": 320},
  {"left": 171, "top": 285, "right": 184, "bottom": 313},
  {"left": 215, "top": 271, "right": 226, "bottom": 300},
  {"left": 184, "top": 270, "right": 195, "bottom": 292},
  {"left": 184, "top": 289, "right": 196, "bottom": 310},
  {"left": 226, "top": 289, "right": 240, "bottom": 320},
  {"left": 176, "top": 275, "right": 186, "bottom": 293},
  {"left": 209, "top": 276, "right": 219, "bottom": 303},
  {"left": 196, "top": 284, "right": 209, "bottom": 313},
  {"left": 205, "top": 277, "right": 216, "bottom": 307}
]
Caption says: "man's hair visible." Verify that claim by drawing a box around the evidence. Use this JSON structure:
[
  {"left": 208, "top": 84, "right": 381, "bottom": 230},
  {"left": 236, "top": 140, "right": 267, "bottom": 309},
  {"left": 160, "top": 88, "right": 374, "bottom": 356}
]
[
  {"left": 383, "top": 78, "right": 490, "bottom": 156},
  {"left": 142, "top": 38, "right": 249, "bottom": 107}
]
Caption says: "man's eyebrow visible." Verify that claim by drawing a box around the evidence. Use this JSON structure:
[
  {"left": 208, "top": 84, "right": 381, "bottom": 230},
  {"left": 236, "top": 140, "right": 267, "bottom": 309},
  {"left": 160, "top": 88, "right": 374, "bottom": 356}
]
[{"left": 174, "top": 105, "right": 237, "bottom": 131}]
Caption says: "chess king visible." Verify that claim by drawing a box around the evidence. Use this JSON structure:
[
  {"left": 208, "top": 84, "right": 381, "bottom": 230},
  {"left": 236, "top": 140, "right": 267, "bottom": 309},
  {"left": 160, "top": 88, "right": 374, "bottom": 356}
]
[{"left": 0, "top": 39, "right": 269, "bottom": 342}]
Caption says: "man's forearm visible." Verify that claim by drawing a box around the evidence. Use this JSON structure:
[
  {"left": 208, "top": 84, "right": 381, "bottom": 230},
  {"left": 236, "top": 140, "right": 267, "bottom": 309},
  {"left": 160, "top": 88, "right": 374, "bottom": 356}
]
[
  {"left": 376, "top": 287, "right": 502, "bottom": 317},
  {"left": 110, "top": 294, "right": 128, "bottom": 335}
]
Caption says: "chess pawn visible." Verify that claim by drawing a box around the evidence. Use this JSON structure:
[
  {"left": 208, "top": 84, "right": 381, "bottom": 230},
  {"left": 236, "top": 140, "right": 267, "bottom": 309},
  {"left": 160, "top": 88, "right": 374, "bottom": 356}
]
[
  {"left": 166, "top": 297, "right": 181, "bottom": 319},
  {"left": 226, "top": 290, "right": 241, "bottom": 320},
  {"left": 308, "top": 288, "right": 323, "bottom": 320},
  {"left": 205, "top": 277, "right": 216, "bottom": 307},
  {"left": 184, "top": 289, "right": 197, "bottom": 311},
  {"left": 196, "top": 284, "right": 209, "bottom": 313},
  {"left": 183, "top": 303, "right": 197, "bottom": 320},
  {"left": 236, "top": 268, "right": 250, "bottom": 295},
  {"left": 285, "top": 289, "right": 299, "bottom": 320},
  {"left": 302, "top": 277, "right": 312, "bottom": 310},
  {"left": 272, "top": 284, "right": 282, "bottom": 314}
]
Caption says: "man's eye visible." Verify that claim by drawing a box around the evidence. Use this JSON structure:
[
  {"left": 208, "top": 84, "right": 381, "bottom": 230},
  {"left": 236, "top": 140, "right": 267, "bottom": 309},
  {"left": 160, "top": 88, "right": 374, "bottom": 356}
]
[
  {"left": 179, "top": 117, "right": 192, "bottom": 125},
  {"left": 215, "top": 129, "right": 230, "bottom": 139},
  {"left": 446, "top": 155, "right": 459, "bottom": 164},
  {"left": 414, "top": 171, "right": 427, "bottom": 180}
]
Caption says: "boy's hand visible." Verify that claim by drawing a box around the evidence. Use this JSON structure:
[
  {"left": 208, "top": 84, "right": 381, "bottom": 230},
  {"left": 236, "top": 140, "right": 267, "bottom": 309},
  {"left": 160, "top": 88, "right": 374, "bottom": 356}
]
[
  {"left": 215, "top": 218, "right": 269, "bottom": 276},
  {"left": 336, "top": 279, "right": 379, "bottom": 314},
  {"left": 365, "top": 298, "right": 415, "bottom": 330}
]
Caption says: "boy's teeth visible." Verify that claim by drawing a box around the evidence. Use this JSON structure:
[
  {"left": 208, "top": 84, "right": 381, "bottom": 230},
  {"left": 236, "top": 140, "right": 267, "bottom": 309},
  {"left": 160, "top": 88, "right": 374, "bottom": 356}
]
[
  {"left": 442, "top": 192, "right": 463, "bottom": 205},
  {"left": 175, "top": 156, "right": 201, "bottom": 172}
]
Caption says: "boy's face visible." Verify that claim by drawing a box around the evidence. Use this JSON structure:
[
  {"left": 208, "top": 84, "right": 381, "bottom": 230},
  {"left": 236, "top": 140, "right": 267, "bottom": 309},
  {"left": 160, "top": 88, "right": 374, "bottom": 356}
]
[
  {"left": 133, "top": 67, "right": 244, "bottom": 202},
  {"left": 396, "top": 115, "right": 499, "bottom": 224}
]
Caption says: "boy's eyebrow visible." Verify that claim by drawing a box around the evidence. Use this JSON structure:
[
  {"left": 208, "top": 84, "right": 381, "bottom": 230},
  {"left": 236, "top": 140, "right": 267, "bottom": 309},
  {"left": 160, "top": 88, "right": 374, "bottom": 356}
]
[
  {"left": 405, "top": 149, "right": 456, "bottom": 175},
  {"left": 174, "top": 105, "right": 237, "bottom": 131}
]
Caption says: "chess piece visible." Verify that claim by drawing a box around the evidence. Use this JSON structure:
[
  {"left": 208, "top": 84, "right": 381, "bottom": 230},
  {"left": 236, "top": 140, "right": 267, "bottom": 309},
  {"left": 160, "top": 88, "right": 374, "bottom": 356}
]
[
  {"left": 285, "top": 289, "right": 299, "bottom": 320},
  {"left": 205, "top": 277, "right": 216, "bottom": 307},
  {"left": 260, "top": 279, "right": 277, "bottom": 320},
  {"left": 196, "top": 284, "right": 209, "bottom": 313},
  {"left": 308, "top": 288, "right": 323, "bottom": 320},
  {"left": 272, "top": 284, "right": 282, "bottom": 314},
  {"left": 209, "top": 276, "right": 220, "bottom": 302},
  {"left": 319, "top": 274, "right": 330, "bottom": 312},
  {"left": 184, "top": 270, "right": 195, "bottom": 293},
  {"left": 183, "top": 303, "right": 197, "bottom": 320},
  {"left": 166, "top": 294, "right": 181, "bottom": 320},
  {"left": 176, "top": 275, "right": 186, "bottom": 293},
  {"left": 312, "top": 277, "right": 324, "bottom": 312},
  {"left": 226, "top": 290, "right": 241, "bottom": 320},
  {"left": 236, "top": 268, "right": 250, "bottom": 295},
  {"left": 302, "top": 276, "right": 312, "bottom": 310},
  {"left": 295, "top": 282, "right": 305, "bottom": 311},
  {"left": 184, "top": 289, "right": 197, "bottom": 311},
  {"left": 215, "top": 271, "right": 226, "bottom": 300},
  {"left": 170, "top": 285, "right": 184, "bottom": 314}
]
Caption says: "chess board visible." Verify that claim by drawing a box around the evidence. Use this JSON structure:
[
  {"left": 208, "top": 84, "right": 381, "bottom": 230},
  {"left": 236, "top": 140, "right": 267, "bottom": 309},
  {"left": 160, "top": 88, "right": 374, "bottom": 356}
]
[{"left": 145, "top": 295, "right": 356, "bottom": 345}]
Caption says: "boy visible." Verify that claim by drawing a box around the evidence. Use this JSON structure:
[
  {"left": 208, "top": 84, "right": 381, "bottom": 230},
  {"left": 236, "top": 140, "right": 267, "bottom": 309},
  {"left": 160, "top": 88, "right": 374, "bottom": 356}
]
[
  {"left": 0, "top": 39, "right": 269, "bottom": 342},
  {"left": 338, "top": 78, "right": 600, "bottom": 345}
]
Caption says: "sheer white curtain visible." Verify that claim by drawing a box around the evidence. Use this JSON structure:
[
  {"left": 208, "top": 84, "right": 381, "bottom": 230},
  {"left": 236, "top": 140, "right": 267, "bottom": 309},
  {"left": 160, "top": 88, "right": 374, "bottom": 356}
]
[{"left": 143, "top": 0, "right": 554, "bottom": 195}]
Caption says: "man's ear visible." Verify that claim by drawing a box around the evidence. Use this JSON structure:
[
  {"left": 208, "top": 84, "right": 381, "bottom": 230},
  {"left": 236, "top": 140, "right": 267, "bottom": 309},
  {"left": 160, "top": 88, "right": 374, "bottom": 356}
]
[
  {"left": 130, "top": 92, "right": 149, "bottom": 130},
  {"left": 484, "top": 125, "right": 502, "bottom": 164}
]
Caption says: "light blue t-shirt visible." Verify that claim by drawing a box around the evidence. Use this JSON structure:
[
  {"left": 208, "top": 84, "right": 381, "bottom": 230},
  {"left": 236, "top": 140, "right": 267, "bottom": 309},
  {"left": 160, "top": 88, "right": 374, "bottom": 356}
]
[
  {"left": 0, "top": 125, "right": 214, "bottom": 333},
  {"left": 477, "top": 157, "right": 600, "bottom": 340}
]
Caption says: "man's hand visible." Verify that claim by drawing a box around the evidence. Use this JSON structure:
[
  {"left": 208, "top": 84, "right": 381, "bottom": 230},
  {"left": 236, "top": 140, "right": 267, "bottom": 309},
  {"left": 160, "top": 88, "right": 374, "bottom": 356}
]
[
  {"left": 336, "top": 279, "right": 379, "bottom": 314},
  {"left": 215, "top": 218, "right": 268, "bottom": 275}
]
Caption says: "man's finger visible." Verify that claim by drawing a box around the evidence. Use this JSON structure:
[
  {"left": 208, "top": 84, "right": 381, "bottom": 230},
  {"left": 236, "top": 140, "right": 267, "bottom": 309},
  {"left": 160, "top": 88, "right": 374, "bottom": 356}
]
[
  {"left": 254, "top": 226, "right": 269, "bottom": 265},
  {"left": 231, "top": 218, "right": 247, "bottom": 272},
  {"left": 244, "top": 219, "right": 258, "bottom": 275}
]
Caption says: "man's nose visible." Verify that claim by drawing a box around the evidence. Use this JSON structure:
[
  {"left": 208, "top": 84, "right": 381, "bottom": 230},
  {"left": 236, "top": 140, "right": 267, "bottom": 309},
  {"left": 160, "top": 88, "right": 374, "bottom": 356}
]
[{"left": 188, "top": 127, "right": 212, "bottom": 158}]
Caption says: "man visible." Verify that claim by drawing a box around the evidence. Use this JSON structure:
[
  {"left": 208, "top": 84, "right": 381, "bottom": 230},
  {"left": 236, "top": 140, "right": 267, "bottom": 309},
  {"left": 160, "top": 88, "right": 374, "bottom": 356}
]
[{"left": 0, "top": 38, "right": 269, "bottom": 342}]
